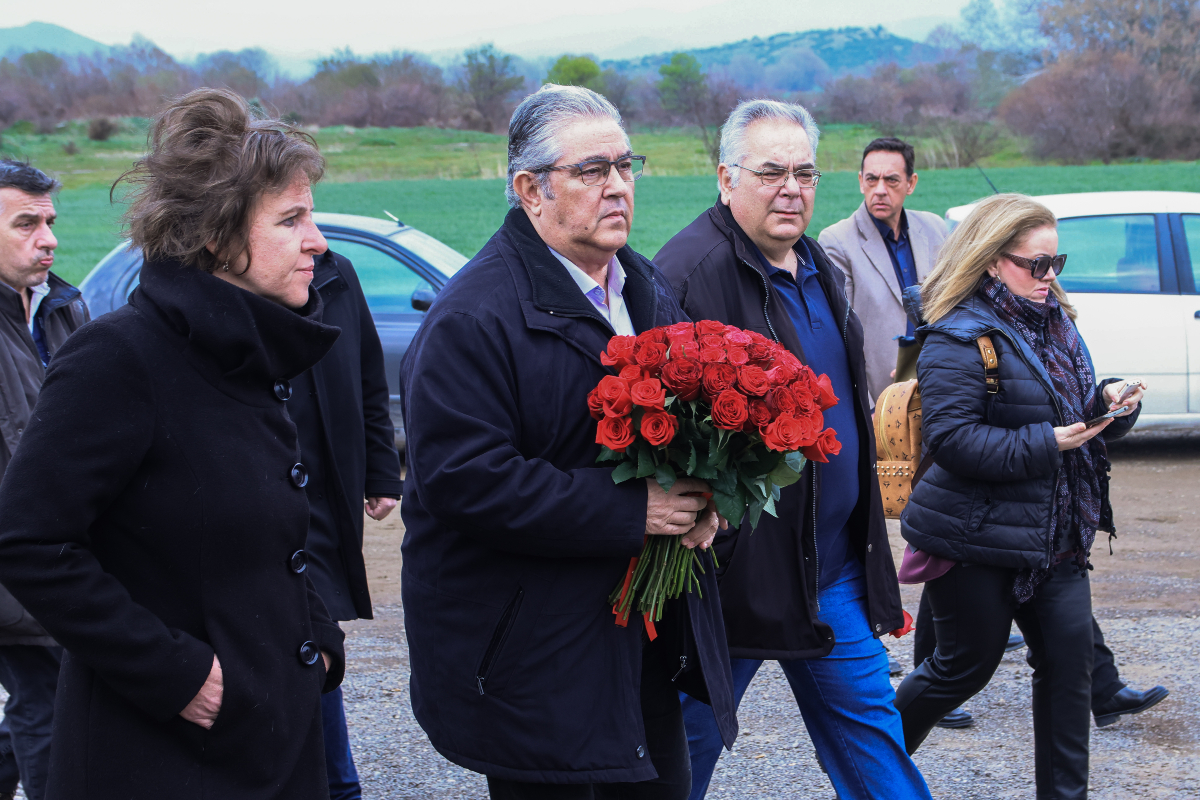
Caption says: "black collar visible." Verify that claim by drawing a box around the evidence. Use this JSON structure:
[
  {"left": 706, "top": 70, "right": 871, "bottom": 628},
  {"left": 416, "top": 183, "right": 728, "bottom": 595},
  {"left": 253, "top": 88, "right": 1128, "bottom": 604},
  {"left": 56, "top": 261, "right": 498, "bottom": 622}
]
[
  {"left": 132, "top": 258, "right": 341, "bottom": 405},
  {"left": 502, "top": 208, "right": 660, "bottom": 334}
]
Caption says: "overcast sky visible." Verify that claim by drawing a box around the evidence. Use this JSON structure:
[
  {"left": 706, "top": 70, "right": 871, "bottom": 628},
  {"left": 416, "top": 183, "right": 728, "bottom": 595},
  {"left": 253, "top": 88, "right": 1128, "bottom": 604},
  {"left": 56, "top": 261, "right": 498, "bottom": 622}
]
[{"left": 12, "top": 0, "right": 971, "bottom": 63}]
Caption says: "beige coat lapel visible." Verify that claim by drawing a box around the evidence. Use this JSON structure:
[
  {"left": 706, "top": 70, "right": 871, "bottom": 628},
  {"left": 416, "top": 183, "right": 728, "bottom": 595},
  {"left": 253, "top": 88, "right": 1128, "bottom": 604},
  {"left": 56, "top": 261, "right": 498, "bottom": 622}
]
[
  {"left": 909, "top": 215, "right": 935, "bottom": 281},
  {"left": 853, "top": 202, "right": 902, "bottom": 304}
]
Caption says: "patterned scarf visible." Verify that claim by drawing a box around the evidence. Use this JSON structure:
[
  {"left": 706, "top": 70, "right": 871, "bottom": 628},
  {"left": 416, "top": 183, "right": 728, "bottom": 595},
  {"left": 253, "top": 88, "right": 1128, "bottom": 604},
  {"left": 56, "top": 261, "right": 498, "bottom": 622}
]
[{"left": 980, "top": 277, "right": 1105, "bottom": 603}]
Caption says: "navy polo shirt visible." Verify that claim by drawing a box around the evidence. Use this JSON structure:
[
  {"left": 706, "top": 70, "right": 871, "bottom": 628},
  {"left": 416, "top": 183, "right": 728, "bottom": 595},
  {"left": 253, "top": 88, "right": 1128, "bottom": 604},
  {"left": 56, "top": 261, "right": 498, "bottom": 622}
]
[
  {"left": 872, "top": 210, "right": 919, "bottom": 340},
  {"left": 754, "top": 239, "right": 860, "bottom": 590}
]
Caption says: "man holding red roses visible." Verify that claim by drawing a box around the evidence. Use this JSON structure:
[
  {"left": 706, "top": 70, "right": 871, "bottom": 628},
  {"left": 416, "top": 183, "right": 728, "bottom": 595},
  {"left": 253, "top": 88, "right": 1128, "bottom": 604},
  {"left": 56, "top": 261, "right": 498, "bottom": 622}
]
[
  {"left": 656, "top": 100, "right": 931, "bottom": 800},
  {"left": 398, "top": 85, "right": 736, "bottom": 800}
]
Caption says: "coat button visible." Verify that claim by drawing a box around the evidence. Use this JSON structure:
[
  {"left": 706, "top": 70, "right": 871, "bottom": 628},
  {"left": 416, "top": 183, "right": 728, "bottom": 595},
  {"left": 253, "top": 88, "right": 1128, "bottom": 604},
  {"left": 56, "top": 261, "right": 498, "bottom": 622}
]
[
  {"left": 875, "top": 623, "right": 882, "bottom": 632},
  {"left": 867, "top": 543, "right": 873, "bottom": 553},
  {"left": 298, "top": 641, "right": 320, "bottom": 666},
  {"left": 290, "top": 463, "right": 309, "bottom": 488},
  {"left": 274, "top": 379, "right": 293, "bottom": 401},
  {"left": 289, "top": 550, "right": 307, "bottom": 573},
  {"left": 636, "top": 745, "right": 645, "bottom": 758}
]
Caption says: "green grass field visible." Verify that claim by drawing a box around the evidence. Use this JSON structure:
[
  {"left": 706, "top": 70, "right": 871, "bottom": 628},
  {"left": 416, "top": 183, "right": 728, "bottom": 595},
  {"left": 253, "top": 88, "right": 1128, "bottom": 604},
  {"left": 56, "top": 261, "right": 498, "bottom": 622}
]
[{"left": 45, "top": 161, "right": 1200, "bottom": 287}]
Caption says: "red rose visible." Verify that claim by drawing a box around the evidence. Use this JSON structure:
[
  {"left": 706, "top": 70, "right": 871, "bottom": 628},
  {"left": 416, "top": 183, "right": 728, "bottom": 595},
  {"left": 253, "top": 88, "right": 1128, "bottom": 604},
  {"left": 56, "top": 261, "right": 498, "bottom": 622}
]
[
  {"left": 600, "top": 335, "right": 637, "bottom": 368},
  {"left": 631, "top": 378, "right": 667, "bottom": 409},
  {"left": 791, "top": 379, "right": 817, "bottom": 414},
  {"left": 766, "top": 386, "right": 797, "bottom": 416},
  {"left": 661, "top": 357, "right": 703, "bottom": 401},
  {"left": 634, "top": 341, "right": 669, "bottom": 372},
  {"left": 636, "top": 329, "right": 668, "bottom": 347},
  {"left": 761, "top": 414, "right": 812, "bottom": 452},
  {"left": 619, "top": 364, "right": 645, "bottom": 383},
  {"left": 699, "top": 346, "right": 727, "bottom": 364},
  {"left": 724, "top": 329, "right": 753, "bottom": 347},
  {"left": 747, "top": 399, "right": 774, "bottom": 428},
  {"left": 587, "top": 387, "right": 605, "bottom": 420},
  {"left": 698, "top": 334, "right": 726, "bottom": 349},
  {"left": 737, "top": 365, "right": 771, "bottom": 397},
  {"left": 664, "top": 322, "right": 695, "bottom": 341},
  {"left": 596, "top": 415, "right": 635, "bottom": 452},
  {"left": 675, "top": 341, "right": 700, "bottom": 359},
  {"left": 766, "top": 363, "right": 797, "bottom": 386},
  {"left": 802, "top": 428, "right": 842, "bottom": 463},
  {"left": 595, "top": 375, "right": 632, "bottom": 417},
  {"left": 695, "top": 320, "right": 728, "bottom": 336},
  {"left": 701, "top": 363, "right": 738, "bottom": 397},
  {"left": 710, "top": 389, "right": 748, "bottom": 430},
  {"left": 814, "top": 373, "right": 838, "bottom": 410},
  {"left": 640, "top": 410, "right": 679, "bottom": 446},
  {"left": 747, "top": 341, "right": 773, "bottom": 363},
  {"left": 727, "top": 347, "right": 750, "bottom": 366}
]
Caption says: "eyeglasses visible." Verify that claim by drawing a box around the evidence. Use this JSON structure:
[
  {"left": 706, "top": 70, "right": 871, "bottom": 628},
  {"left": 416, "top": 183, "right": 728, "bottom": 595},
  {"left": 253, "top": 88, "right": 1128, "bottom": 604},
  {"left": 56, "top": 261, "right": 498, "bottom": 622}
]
[
  {"left": 1003, "top": 252, "right": 1068, "bottom": 279},
  {"left": 733, "top": 164, "right": 821, "bottom": 188},
  {"left": 537, "top": 155, "right": 646, "bottom": 186}
]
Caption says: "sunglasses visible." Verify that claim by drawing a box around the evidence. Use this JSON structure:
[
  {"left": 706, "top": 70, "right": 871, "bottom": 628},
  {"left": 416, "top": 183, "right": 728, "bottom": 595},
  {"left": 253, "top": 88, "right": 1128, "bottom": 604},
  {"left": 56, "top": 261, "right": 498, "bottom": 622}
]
[{"left": 1003, "top": 252, "right": 1068, "bottom": 279}]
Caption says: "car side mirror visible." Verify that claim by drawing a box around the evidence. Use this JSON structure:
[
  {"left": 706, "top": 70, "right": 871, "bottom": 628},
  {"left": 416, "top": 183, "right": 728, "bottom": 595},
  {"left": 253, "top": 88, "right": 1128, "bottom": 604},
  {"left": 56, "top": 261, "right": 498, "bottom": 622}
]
[{"left": 411, "top": 286, "right": 435, "bottom": 312}]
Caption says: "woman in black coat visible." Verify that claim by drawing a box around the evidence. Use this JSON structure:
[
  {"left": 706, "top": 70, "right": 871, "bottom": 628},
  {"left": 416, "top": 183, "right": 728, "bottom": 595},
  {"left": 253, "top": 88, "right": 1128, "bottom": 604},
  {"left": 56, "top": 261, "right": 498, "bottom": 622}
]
[
  {"left": 0, "top": 89, "right": 346, "bottom": 799},
  {"left": 894, "top": 194, "right": 1145, "bottom": 799}
]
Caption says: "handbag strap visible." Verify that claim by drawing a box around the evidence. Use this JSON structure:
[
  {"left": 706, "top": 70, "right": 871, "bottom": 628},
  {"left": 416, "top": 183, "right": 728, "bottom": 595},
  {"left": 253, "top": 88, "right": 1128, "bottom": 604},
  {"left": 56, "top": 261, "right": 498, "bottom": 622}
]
[{"left": 913, "top": 335, "right": 1000, "bottom": 489}]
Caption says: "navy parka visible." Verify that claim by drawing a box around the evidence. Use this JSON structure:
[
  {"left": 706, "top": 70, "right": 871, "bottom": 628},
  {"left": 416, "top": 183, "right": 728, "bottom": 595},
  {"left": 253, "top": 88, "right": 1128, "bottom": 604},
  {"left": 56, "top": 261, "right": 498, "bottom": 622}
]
[
  {"left": 399, "top": 209, "right": 737, "bottom": 783},
  {"left": 901, "top": 293, "right": 1138, "bottom": 567}
]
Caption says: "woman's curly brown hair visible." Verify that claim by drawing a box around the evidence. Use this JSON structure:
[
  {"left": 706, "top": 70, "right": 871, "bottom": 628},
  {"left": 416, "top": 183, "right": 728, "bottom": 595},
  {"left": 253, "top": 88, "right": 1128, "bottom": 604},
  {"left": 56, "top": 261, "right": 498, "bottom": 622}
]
[{"left": 117, "top": 87, "right": 325, "bottom": 274}]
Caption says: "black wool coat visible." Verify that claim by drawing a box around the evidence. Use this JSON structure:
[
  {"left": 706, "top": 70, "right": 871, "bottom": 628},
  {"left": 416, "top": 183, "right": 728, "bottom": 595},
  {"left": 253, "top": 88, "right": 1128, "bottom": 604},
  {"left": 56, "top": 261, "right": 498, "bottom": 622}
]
[
  {"left": 655, "top": 201, "right": 905, "bottom": 659},
  {"left": 0, "top": 259, "right": 347, "bottom": 800},
  {"left": 901, "top": 293, "right": 1138, "bottom": 567},
  {"left": 399, "top": 209, "right": 737, "bottom": 783},
  {"left": 288, "top": 250, "right": 403, "bottom": 620}
]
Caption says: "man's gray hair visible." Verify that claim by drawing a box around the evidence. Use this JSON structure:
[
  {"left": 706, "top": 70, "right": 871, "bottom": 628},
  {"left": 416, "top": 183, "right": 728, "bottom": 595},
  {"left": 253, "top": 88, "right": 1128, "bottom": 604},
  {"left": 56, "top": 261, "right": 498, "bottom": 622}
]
[
  {"left": 505, "top": 84, "right": 628, "bottom": 209},
  {"left": 719, "top": 100, "right": 820, "bottom": 186}
]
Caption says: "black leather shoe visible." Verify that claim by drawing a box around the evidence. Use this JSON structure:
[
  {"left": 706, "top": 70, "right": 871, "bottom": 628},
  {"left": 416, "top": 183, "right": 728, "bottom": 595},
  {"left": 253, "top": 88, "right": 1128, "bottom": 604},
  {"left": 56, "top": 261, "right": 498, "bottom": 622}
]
[
  {"left": 1093, "top": 685, "right": 1169, "bottom": 728},
  {"left": 935, "top": 707, "right": 974, "bottom": 728},
  {"left": 1005, "top": 632, "right": 1025, "bottom": 652}
]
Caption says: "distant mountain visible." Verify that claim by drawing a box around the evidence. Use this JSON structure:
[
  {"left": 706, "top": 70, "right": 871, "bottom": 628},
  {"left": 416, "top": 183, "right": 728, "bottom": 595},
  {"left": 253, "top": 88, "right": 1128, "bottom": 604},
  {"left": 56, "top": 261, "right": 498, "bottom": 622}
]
[
  {"left": 604, "top": 26, "right": 945, "bottom": 92},
  {"left": 0, "top": 22, "right": 110, "bottom": 58}
]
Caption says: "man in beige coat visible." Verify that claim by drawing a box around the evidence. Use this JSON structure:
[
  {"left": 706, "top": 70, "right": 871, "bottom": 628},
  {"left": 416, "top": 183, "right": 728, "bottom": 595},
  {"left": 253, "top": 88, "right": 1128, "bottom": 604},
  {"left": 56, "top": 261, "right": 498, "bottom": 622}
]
[{"left": 818, "top": 138, "right": 947, "bottom": 406}]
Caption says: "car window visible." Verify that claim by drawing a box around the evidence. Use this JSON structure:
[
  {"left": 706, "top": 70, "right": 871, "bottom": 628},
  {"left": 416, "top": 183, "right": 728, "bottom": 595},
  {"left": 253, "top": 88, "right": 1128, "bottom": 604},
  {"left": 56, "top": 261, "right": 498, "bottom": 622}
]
[
  {"left": 327, "top": 239, "right": 431, "bottom": 315},
  {"left": 1183, "top": 215, "right": 1200, "bottom": 288},
  {"left": 1055, "top": 215, "right": 1160, "bottom": 294},
  {"left": 390, "top": 228, "right": 468, "bottom": 278}
]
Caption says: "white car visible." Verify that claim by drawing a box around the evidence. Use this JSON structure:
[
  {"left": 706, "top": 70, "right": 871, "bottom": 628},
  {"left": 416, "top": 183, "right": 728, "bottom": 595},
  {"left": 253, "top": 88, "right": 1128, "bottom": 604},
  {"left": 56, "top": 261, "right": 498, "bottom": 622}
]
[{"left": 945, "top": 191, "right": 1200, "bottom": 431}]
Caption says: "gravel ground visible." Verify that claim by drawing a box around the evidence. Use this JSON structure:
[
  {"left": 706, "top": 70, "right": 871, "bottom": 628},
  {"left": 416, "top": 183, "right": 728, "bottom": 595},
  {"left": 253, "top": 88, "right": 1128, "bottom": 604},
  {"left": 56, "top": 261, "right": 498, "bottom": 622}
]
[{"left": 1, "top": 438, "right": 1194, "bottom": 799}]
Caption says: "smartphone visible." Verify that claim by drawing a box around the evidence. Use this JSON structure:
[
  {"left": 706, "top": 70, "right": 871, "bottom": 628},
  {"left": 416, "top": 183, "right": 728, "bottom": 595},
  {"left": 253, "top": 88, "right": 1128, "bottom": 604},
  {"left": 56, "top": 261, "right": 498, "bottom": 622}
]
[{"left": 1084, "top": 380, "right": 1142, "bottom": 427}]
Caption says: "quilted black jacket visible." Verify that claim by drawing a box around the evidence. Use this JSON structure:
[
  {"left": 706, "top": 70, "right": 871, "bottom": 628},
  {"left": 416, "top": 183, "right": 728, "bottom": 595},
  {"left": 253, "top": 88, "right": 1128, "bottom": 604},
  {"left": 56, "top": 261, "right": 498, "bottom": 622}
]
[{"left": 900, "top": 293, "right": 1138, "bottom": 569}]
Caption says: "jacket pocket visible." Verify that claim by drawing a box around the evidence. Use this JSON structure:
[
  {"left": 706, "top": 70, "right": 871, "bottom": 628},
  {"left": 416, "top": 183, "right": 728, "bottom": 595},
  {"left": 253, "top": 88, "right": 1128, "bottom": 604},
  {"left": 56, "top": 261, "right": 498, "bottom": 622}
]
[
  {"left": 475, "top": 587, "right": 524, "bottom": 696},
  {"left": 965, "top": 491, "right": 990, "bottom": 532}
]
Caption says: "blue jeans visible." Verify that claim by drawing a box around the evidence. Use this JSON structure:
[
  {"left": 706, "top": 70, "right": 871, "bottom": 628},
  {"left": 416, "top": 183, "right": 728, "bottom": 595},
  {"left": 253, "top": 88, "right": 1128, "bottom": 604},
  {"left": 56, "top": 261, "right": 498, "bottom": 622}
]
[
  {"left": 322, "top": 687, "right": 362, "bottom": 800},
  {"left": 681, "top": 563, "right": 930, "bottom": 800}
]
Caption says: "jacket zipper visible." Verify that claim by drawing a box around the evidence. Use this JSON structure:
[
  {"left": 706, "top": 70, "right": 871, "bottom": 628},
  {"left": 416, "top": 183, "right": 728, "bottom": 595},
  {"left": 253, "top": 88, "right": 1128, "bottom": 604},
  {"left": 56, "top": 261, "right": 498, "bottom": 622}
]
[
  {"left": 741, "top": 258, "right": 780, "bottom": 343},
  {"left": 671, "top": 655, "right": 688, "bottom": 682},
  {"left": 476, "top": 587, "right": 524, "bottom": 695}
]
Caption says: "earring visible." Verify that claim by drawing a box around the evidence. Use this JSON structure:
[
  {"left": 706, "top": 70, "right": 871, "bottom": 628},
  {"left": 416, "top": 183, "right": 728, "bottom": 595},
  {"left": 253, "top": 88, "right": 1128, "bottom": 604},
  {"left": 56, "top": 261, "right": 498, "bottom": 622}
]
[{"left": 222, "top": 261, "right": 230, "bottom": 272}]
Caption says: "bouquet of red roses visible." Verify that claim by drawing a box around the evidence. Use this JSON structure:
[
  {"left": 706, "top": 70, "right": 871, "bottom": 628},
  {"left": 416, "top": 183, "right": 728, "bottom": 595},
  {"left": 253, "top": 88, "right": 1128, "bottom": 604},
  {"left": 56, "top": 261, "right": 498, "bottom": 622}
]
[{"left": 589, "top": 320, "right": 841, "bottom": 629}]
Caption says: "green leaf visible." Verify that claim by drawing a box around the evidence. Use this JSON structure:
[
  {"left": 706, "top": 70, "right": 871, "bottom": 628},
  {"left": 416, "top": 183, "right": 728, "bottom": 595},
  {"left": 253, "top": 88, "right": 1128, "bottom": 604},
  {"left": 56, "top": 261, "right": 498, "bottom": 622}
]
[
  {"left": 711, "top": 469, "right": 738, "bottom": 496},
  {"left": 691, "top": 458, "right": 719, "bottom": 481},
  {"left": 686, "top": 442, "right": 698, "bottom": 476},
  {"left": 738, "top": 471, "right": 768, "bottom": 503},
  {"left": 768, "top": 453, "right": 806, "bottom": 488},
  {"left": 596, "top": 445, "right": 623, "bottom": 463},
  {"left": 636, "top": 444, "right": 656, "bottom": 479},
  {"left": 746, "top": 499, "right": 765, "bottom": 530},
  {"left": 785, "top": 451, "right": 806, "bottom": 473},
  {"left": 763, "top": 492, "right": 778, "bottom": 519},
  {"left": 611, "top": 460, "right": 638, "bottom": 484},
  {"left": 655, "top": 462, "right": 678, "bottom": 493},
  {"left": 712, "top": 489, "right": 745, "bottom": 528}
]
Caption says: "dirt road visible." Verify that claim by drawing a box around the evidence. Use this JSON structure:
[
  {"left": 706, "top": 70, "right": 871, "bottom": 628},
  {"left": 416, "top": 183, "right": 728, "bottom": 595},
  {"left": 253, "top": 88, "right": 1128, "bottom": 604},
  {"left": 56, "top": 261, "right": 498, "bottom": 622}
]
[{"left": 343, "top": 433, "right": 1199, "bottom": 798}]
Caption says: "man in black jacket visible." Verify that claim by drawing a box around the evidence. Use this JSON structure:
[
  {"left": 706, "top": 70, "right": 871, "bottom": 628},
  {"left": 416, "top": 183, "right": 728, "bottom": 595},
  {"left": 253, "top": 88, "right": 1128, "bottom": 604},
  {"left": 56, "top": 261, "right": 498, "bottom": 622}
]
[
  {"left": 0, "top": 159, "right": 89, "bottom": 800},
  {"left": 399, "top": 85, "right": 735, "bottom": 799},
  {"left": 655, "top": 101, "right": 930, "bottom": 800},
  {"left": 284, "top": 249, "right": 402, "bottom": 800}
]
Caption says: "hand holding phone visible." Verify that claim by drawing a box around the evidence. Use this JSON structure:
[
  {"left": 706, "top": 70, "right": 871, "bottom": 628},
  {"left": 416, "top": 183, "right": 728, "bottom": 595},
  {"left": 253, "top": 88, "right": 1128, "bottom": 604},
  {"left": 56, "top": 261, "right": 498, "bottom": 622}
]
[{"left": 1085, "top": 380, "right": 1142, "bottom": 427}]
